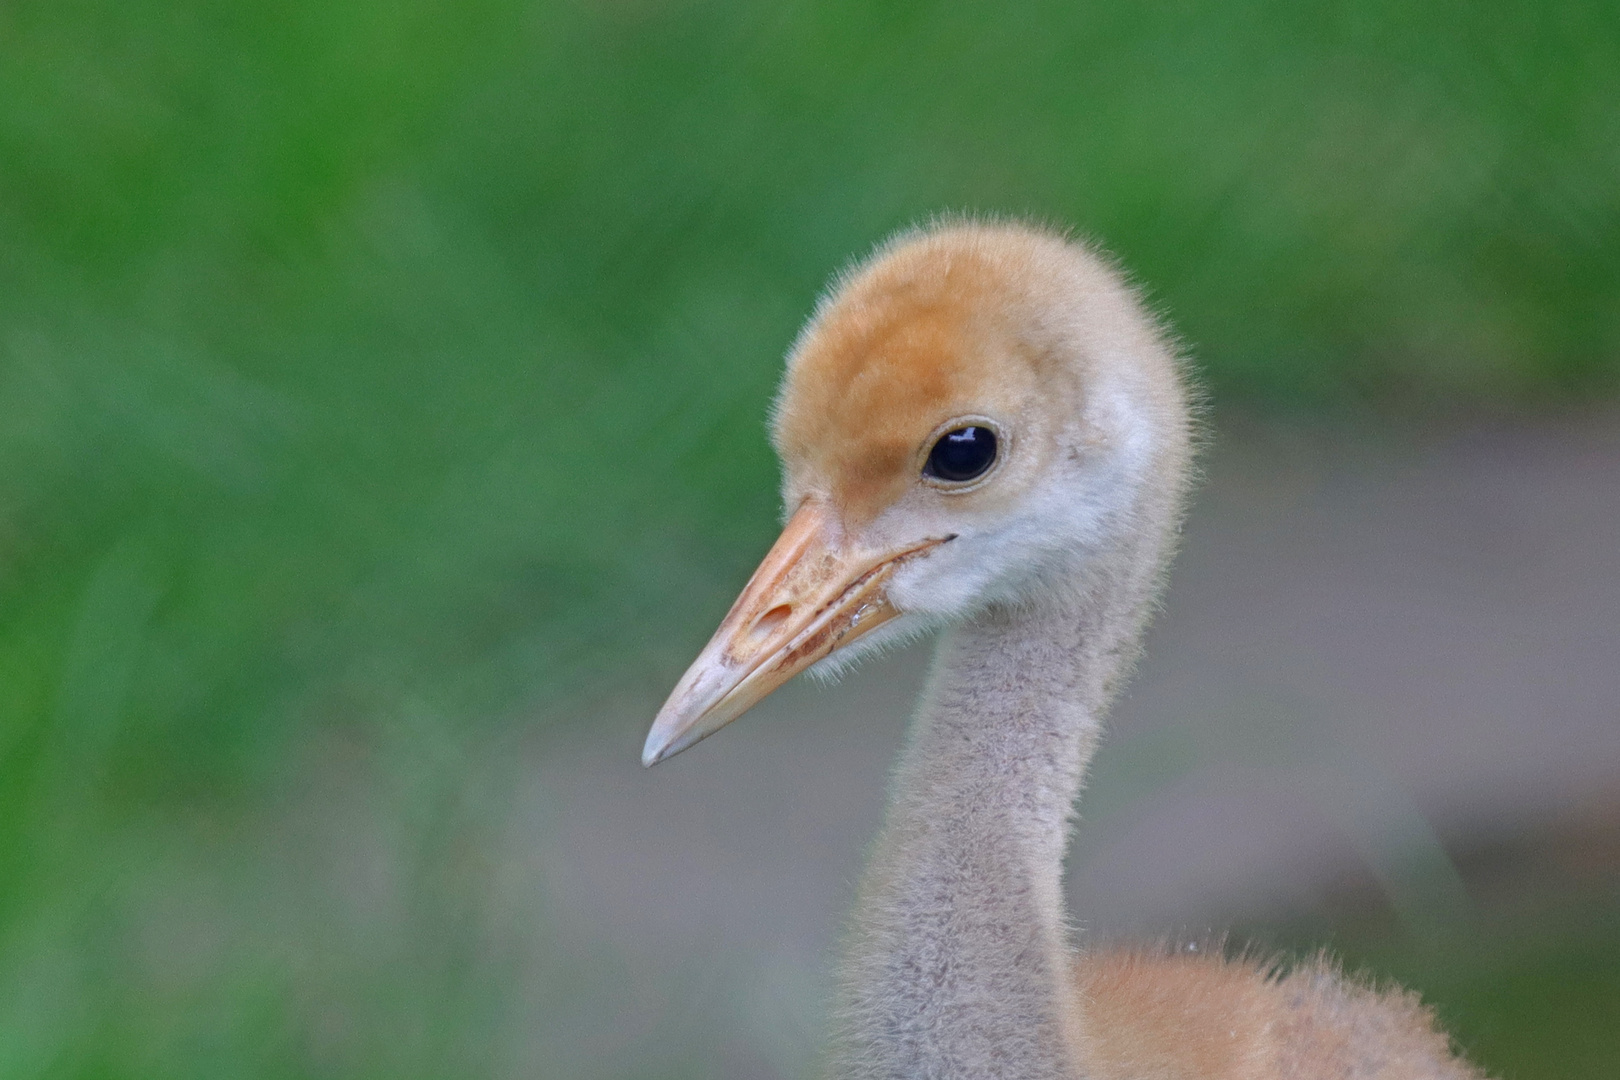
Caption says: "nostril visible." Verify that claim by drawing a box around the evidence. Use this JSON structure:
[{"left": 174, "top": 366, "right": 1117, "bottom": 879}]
[{"left": 750, "top": 604, "right": 792, "bottom": 642}]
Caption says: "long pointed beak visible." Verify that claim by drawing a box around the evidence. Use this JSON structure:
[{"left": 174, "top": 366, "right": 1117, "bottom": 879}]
[{"left": 642, "top": 502, "right": 951, "bottom": 766}]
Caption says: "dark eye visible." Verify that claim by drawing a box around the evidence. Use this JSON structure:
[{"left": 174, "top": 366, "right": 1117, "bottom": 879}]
[{"left": 924, "top": 425, "right": 998, "bottom": 483}]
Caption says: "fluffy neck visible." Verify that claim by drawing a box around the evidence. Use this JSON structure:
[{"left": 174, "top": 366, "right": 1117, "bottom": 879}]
[{"left": 831, "top": 526, "right": 1172, "bottom": 1079}]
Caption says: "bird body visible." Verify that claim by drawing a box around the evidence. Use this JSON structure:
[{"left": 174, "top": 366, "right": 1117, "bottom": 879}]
[{"left": 643, "top": 221, "right": 1483, "bottom": 1079}]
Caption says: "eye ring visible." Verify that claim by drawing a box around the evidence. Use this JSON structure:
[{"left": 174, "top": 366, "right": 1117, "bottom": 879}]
[{"left": 918, "top": 416, "right": 1005, "bottom": 491}]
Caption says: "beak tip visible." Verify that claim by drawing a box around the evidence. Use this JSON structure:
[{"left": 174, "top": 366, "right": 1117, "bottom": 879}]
[
  {"left": 642, "top": 716, "right": 691, "bottom": 767},
  {"left": 642, "top": 711, "right": 712, "bottom": 766}
]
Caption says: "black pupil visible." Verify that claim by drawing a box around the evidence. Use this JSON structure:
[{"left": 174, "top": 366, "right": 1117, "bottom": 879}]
[{"left": 925, "top": 426, "right": 997, "bottom": 482}]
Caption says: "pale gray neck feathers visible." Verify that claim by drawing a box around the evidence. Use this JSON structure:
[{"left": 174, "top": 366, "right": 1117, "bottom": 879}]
[{"left": 830, "top": 543, "right": 1161, "bottom": 1080}]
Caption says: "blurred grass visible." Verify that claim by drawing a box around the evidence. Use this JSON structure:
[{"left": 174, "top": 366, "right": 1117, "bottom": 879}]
[{"left": 1, "top": 0, "right": 1617, "bottom": 1075}]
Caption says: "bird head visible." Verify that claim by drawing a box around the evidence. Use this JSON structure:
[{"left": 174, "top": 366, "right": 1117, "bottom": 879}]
[{"left": 643, "top": 221, "right": 1188, "bottom": 765}]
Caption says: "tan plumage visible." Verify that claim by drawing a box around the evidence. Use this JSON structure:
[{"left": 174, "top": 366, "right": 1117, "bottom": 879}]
[
  {"left": 644, "top": 219, "right": 1485, "bottom": 1078},
  {"left": 1076, "top": 949, "right": 1479, "bottom": 1079}
]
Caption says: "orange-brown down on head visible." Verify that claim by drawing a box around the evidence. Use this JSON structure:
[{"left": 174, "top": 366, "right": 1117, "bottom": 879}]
[{"left": 772, "top": 223, "right": 1081, "bottom": 527}]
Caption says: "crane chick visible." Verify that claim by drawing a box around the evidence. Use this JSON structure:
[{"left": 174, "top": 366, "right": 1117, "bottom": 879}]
[{"left": 644, "top": 220, "right": 1484, "bottom": 1080}]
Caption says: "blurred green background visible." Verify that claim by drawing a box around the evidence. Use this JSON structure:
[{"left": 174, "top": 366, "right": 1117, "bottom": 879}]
[{"left": 1, "top": 1, "right": 1617, "bottom": 1076}]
